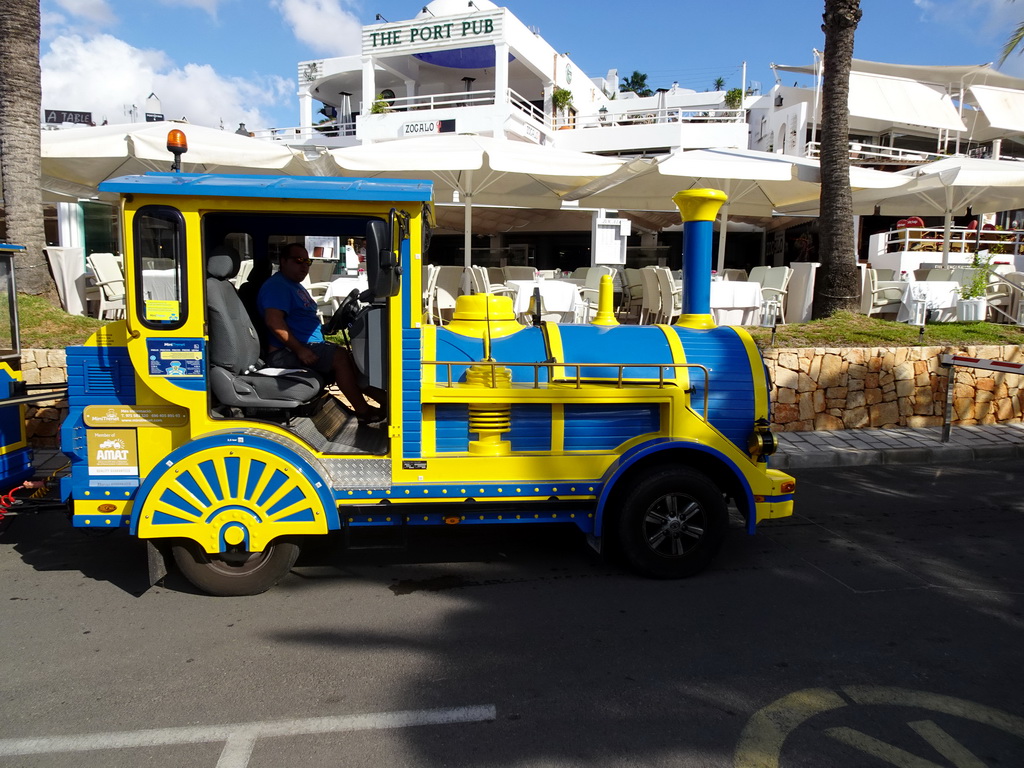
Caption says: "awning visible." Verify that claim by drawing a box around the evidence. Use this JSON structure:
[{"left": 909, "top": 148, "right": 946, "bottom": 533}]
[
  {"left": 847, "top": 72, "right": 966, "bottom": 132},
  {"left": 967, "top": 84, "right": 1024, "bottom": 133}
]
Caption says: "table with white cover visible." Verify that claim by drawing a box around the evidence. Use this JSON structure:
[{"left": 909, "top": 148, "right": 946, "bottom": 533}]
[
  {"left": 142, "top": 269, "right": 178, "bottom": 300},
  {"left": 505, "top": 279, "right": 583, "bottom": 321},
  {"left": 323, "top": 275, "right": 370, "bottom": 305},
  {"left": 710, "top": 280, "right": 762, "bottom": 325},
  {"left": 897, "top": 280, "right": 960, "bottom": 323},
  {"left": 672, "top": 279, "right": 763, "bottom": 325}
]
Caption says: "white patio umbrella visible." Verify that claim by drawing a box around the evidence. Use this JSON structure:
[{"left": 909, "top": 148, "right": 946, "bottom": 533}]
[
  {"left": 842, "top": 156, "right": 1024, "bottom": 266},
  {"left": 326, "top": 134, "right": 626, "bottom": 265},
  {"left": 563, "top": 147, "right": 907, "bottom": 271},
  {"left": 41, "top": 121, "right": 312, "bottom": 199}
]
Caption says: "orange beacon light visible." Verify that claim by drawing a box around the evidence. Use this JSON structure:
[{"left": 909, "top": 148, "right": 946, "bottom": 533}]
[{"left": 166, "top": 129, "right": 188, "bottom": 172}]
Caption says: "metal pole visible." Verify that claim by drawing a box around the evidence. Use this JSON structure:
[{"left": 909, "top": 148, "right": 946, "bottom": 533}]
[{"left": 941, "top": 362, "right": 956, "bottom": 443}]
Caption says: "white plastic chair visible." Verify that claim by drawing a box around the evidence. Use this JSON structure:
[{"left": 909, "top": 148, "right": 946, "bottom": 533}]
[
  {"left": 759, "top": 266, "right": 792, "bottom": 324},
  {"left": 422, "top": 264, "right": 439, "bottom": 324},
  {"left": 622, "top": 267, "right": 644, "bottom": 321},
  {"left": 863, "top": 268, "right": 902, "bottom": 317},
  {"left": 86, "top": 252, "right": 125, "bottom": 319},
  {"left": 578, "top": 265, "right": 615, "bottom": 320},
  {"left": 503, "top": 266, "right": 536, "bottom": 281},
  {"left": 433, "top": 266, "right": 463, "bottom": 324},
  {"left": 638, "top": 267, "right": 661, "bottom": 324},
  {"left": 747, "top": 265, "right": 769, "bottom": 286},
  {"left": 654, "top": 267, "right": 681, "bottom": 324}
]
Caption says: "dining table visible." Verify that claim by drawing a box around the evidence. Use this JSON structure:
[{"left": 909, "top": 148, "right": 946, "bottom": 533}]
[
  {"left": 897, "top": 280, "right": 960, "bottom": 323},
  {"left": 505, "top": 279, "right": 583, "bottom": 322},
  {"left": 671, "top": 279, "right": 763, "bottom": 325},
  {"left": 323, "top": 275, "right": 370, "bottom": 306}
]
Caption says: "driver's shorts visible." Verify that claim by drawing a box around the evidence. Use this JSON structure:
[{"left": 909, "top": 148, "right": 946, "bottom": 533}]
[{"left": 266, "top": 341, "right": 340, "bottom": 374}]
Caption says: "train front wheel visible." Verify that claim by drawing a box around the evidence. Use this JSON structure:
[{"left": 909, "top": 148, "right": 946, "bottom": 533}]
[
  {"left": 616, "top": 468, "right": 727, "bottom": 579},
  {"left": 171, "top": 540, "right": 301, "bottom": 596}
]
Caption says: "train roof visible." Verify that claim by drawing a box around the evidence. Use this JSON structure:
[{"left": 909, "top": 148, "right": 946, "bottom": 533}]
[{"left": 98, "top": 173, "right": 434, "bottom": 202}]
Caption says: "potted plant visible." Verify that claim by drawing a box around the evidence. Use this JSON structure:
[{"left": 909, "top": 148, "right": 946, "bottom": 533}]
[
  {"left": 956, "top": 252, "right": 991, "bottom": 322},
  {"left": 369, "top": 92, "right": 392, "bottom": 114},
  {"left": 552, "top": 86, "right": 574, "bottom": 128}
]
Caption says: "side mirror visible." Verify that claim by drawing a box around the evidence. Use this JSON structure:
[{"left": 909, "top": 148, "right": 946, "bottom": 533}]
[{"left": 365, "top": 218, "right": 400, "bottom": 299}]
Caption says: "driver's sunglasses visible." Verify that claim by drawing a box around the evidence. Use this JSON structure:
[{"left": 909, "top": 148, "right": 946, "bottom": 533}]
[{"left": 289, "top": 256, "right": 312, "bottom": 265}]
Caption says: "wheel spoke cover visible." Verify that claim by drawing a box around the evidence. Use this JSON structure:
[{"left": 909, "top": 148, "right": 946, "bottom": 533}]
[
  {"left": 137, "top": 443, "right": 329, "bottom": 553},
  {"left": 642, "top": 493, "right": 706, "bottom": 557}
]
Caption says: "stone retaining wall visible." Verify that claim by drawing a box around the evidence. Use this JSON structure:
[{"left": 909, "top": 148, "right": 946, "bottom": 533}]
[
  {"left": 762, "top": 345, "right": 1024, "bottom": 431},
  {"left": 17, "top": 345, "right": 1024, "bottom": 447},
  {"left": 22, "top": 349, "right": 68, "bottom": 448}
]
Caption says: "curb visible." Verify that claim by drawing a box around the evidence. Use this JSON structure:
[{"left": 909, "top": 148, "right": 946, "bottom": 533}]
[{"left": 773, "top": 440, "right": 1024, "bottom": 470}]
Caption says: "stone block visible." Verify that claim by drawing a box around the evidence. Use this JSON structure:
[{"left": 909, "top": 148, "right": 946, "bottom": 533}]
[
  {"left": 774, "top": 367, "right": 798, "bottom": 389},
  {"left": 799, "top": 395, "right": 817, "bottom": 421},
  {"left": 40, "top": 368, "right": 65, "bottom": 385},
  {"left": 843, "top": 406, "right": 869, "bottom": 429},
  {"left": 895, "top": 379, "right": 915, "bottom": 397},
  {"left": 865, "top": 389, "right": 883, "bottom": 406},
  {"left": 778, "top": 352, "right": 799, "bottom": 370},
  {"left": 893, "top": 361, "right": 915, "bottom": 381},
  {"left": 814, "top": 413, "right": 844, "bottom": 431},
  {"left": 819, "top": 356, "right": 843, "bottom": 391},
  {"left": 847, "top": 363, "right": 868, "bottom": 380},
  {"left": 774, "top": 403, "right": 800, "bottom": 424},
  {"left": 46, "top": 350, "right": 66, "bottom": 368},
  {"left": 776, "top": 388, "right": 797, "bottom": 404},
  {"left": 22, "top": 368, "right": 40, "bottom": 385},
  {"left": 797, "top": 373, "right": 817, "bottom": 393},
  {"left": 869, "top": 401, "right": 900, "bottom": 427},
  {"left": 846, "top": 390, "right": 866, "bottom": 409},
  {"left": 907, "top": 415, "right": 943, "bottom": 428}
]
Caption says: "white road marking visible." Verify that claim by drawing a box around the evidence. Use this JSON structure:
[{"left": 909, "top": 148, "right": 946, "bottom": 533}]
[{"left": 0, "top": 704, "right": 496, "bottom": 767}]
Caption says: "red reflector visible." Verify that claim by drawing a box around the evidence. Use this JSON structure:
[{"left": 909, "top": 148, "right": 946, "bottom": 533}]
[
  {"left": 781, "top": 481, "right": 796, "bottom": 494},
  {"left": 444, "top": 516, "right": 461, "bottom": 525}
]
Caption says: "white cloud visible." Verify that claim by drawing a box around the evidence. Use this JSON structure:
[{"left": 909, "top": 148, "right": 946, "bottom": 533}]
[
  {"left": 156, "top": 0, "right": 225, "bottom": 20},
  {"left": 52, "top": 0, "right": 116, "bottom": 26},
  {"left": 271, "top": 0, "right": 363, "bottom": 56},
  {"left": 41, "top": 33, "right": 292, "bottom": 130}
]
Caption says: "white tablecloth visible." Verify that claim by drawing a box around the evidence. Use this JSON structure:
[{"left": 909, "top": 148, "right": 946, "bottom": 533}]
[
  {"left": 898, "top": 280, "right": 960, "bottom": 323},
  {"left": 671, "top": 279, "right": 763, "bottom": 325},
  {"left": 323, "top": 276, "right": 369, "bottom": 304},
  {"left": 44, "top": 247, "right": 87, "bottom": 316},
  {"left": 505, "top": 279, "right": 582, "bottom": 320},
  {"left": 142, "top": 269, "right": 177, "bottom": 301},
  {"left": 710, "top": 280, "right": 762, "bottom": 325}
]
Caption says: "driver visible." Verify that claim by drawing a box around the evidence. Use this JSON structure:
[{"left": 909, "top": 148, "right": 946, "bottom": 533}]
[{"left": 258, "top": 243, "right": 385, "bottom": 427}]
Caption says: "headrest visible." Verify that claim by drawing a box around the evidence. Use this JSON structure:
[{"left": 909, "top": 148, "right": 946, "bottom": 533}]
[{"left": 206, "top": 244, "right": 241, "bottom": 280}]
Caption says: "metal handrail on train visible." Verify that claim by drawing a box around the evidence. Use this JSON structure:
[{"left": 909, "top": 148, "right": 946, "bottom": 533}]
[{"left": 424, "top": 360, "right": 711, "bottom": 420}]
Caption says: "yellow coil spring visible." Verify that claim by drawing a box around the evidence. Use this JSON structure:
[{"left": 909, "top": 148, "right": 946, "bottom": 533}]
[{"left": 465, "top": 363, "right": 512, "bottom": 435}]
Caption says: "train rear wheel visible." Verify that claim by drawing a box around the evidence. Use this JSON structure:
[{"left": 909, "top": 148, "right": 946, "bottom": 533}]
[
  {"left": 171, "top": 540, "right": 300, "bottom": 596},
  {"left": 616, "top": 468, "right": 726, "bottom": 579}
]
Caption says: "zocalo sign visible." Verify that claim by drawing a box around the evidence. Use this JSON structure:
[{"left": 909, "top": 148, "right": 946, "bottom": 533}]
[{"left": 402, "top": 119, "right": 456, "bottom": 137}]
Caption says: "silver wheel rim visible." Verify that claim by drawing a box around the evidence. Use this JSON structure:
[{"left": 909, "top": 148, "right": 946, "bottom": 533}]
[{"left": 642, "top": 493, "right": 706, "bottom": 557}]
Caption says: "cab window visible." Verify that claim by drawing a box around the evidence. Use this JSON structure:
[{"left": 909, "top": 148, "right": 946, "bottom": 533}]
[{"left": 134, "top": 206, "right": 187, "bottom": 329}]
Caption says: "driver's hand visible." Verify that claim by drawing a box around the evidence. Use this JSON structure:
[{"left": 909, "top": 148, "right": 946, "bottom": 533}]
[{"left": 296, "top": 346, "right": 319, "bottom": 367}]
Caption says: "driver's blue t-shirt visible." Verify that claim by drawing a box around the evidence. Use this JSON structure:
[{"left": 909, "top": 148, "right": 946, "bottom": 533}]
[{"left": 257, "top": 273, "right": 324, "bottom": 349}]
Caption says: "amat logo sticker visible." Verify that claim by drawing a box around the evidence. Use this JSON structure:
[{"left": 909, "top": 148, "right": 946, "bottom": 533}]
[{"left": 87, "top": 430, "right": 139, "bottom": 476}]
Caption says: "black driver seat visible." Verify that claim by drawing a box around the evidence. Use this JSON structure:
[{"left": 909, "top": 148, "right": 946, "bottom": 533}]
[{"left": 206, "top": 245, "right": 324, "bottom": 410}]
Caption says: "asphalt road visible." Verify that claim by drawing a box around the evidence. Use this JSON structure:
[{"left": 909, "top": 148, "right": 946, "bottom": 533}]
[{"left": 1, "top": 460, "right": 1022, "bottom": 767}]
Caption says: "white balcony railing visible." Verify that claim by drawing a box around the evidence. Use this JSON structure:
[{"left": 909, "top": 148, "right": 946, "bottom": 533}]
[
  {"left": 805, "top": 140, "right": 944, "bottom": 165},
  {"left": 558, "top": 106, "right": 745, "bottom": 131}
]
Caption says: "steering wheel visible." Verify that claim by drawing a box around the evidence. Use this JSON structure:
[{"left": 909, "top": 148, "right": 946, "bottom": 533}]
[{"left": 324, "top": 289, "right": 362, "bottom": 336}]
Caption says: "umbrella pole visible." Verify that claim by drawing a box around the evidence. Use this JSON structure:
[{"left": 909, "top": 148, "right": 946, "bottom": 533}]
[
  {"left": 463, "top": 170, "right": 473, "bottom": 268},
  {"left": 716, "top": 203, "right": 730, "bottom": 274},
  {"left": 464, "top": 196, "right": 473, "bottom": 268},
  {"left": 941, "top": 187, "right": 953, "bottom": 267}
]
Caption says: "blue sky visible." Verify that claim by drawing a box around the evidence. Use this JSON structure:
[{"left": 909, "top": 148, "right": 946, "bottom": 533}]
[{"left": 39, "top": 0, "right": 1024, "bottom": 131}]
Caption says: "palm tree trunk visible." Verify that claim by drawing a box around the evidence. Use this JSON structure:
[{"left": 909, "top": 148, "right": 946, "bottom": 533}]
[
  {"left": 0, "top": 0, "right": 54, "bottom": 299},
  {"left": 813, "top": 0, "right": 862, "bottom": 319}
]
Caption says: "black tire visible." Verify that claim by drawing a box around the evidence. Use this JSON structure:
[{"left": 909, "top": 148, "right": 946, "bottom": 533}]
[
  {"left": 615, "top": 467, "right": 727, "bottom": 579},
  {"left": 171, "top": 540, "right": 300, "bottom": 596}
]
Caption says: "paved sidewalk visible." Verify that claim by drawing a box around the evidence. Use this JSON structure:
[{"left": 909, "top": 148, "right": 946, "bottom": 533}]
[
  {"left": 26, "top": 422, "right": 1024, "bottom": 478},
  {"left": 773, "top": 422, "right": 1024, "bottom": 469}
]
